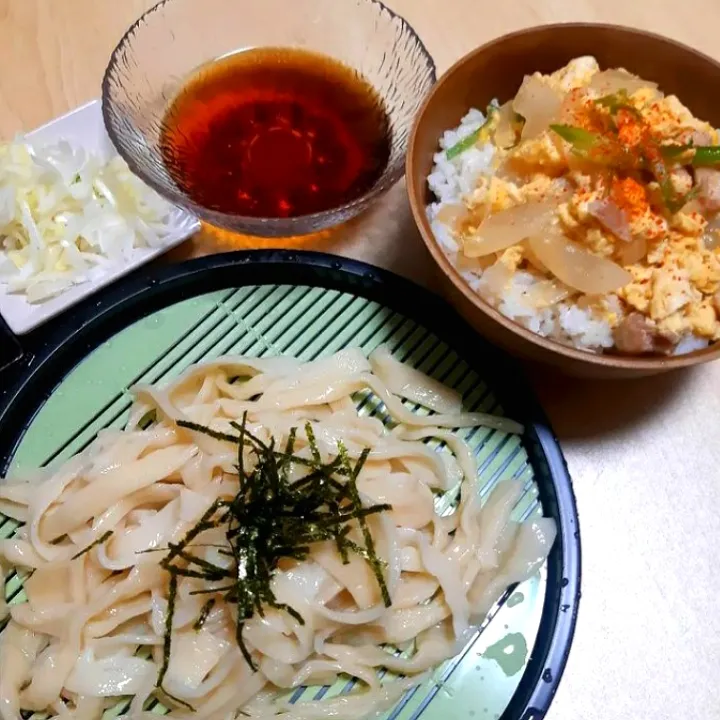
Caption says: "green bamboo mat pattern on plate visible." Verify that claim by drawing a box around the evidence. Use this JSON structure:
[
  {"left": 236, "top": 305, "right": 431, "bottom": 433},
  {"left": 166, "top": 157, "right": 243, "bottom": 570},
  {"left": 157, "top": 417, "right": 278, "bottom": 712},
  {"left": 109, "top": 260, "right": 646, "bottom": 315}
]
[{"left": 3, "top": 285, "right": 547, "bottom": 720}]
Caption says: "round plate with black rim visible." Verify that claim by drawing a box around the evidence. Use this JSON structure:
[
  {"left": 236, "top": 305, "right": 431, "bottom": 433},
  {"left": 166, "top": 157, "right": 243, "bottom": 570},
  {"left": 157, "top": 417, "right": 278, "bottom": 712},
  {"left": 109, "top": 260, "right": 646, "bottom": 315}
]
[{"left": 0, "top": 250, "right": 580, "bottom": 720}]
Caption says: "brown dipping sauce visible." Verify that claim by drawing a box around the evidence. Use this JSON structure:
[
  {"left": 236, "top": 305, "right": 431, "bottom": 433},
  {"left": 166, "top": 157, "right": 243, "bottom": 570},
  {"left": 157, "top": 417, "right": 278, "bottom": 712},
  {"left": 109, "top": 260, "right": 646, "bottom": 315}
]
[{"left": 160, "top": 47, "right": 391, "bottom": 219}]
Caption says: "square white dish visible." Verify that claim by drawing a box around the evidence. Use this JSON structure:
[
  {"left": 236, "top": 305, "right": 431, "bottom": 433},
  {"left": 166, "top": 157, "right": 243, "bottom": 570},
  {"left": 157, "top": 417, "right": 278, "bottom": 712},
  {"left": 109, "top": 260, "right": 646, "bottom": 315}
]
[{"left": 0, "top": 99, "right": 200, "bottom": 335}]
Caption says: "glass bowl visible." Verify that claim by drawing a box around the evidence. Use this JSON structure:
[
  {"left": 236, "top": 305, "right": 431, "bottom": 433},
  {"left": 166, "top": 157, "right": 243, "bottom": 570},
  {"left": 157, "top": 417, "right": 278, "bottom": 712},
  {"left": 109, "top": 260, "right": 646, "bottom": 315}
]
[{"left": 101, "top": 0, "right": 436, "bottom": 237}]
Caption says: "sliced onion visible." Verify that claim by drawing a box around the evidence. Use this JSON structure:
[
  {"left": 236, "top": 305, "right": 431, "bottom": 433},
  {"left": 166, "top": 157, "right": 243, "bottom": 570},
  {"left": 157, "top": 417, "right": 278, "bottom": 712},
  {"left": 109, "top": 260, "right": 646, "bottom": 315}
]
[
  {"left": 587, "top": 198, "right": 632, "bottom": 242},
  {"left": 589, "top": 69, "right": 659, "bottom": 97},
  {"left": 522, "top": 239, "right": 548, "bottom": 272},
  {"left": 462, "top": 201, "right": 557, "bottom": 258},
  {"left": 616, "top": 235, "right": 648, "bottom": 265},
  {"left": 528, "top": 227, "right": 633, "bottom": 294},
  {"left": 524, "top": 280, "right": 571, "bottom": 308},
  {"left": 558, "top": 88, "right": 589, "bottom": 124},
  {"left": 494, "top": 101, "right": 518, "bottom": 149},
  {"left": 478, "top": 261, "right": 513, "bottom": 301},
  {"left": 436, "top": 203, "right": 470, "bottom": 231},
  {"left": 456, "top": 252, "right": 496, "bottom": 272},
  {"left": 513, "top": 75, "right": 563, "bottom": 140}
]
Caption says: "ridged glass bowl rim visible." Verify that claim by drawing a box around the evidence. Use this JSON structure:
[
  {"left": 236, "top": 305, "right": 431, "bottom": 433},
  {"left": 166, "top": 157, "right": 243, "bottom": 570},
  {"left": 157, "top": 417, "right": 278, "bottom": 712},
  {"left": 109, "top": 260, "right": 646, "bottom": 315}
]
[{"left": 100, "top": 0, "right": 438, "bottom": 232}]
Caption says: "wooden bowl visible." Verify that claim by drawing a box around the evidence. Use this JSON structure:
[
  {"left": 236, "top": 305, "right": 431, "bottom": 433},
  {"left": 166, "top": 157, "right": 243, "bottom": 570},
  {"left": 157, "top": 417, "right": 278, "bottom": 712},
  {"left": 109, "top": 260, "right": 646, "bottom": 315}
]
[{"left": 407, "top": 24, "right": 720, "bottom": 378}]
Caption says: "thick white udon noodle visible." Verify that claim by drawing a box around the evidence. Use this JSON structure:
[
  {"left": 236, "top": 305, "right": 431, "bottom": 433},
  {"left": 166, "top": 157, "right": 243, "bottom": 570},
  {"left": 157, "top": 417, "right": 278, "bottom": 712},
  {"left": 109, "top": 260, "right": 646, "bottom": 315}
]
[{"left": 0, "top": 347, "right": 556, "bottom": 720}]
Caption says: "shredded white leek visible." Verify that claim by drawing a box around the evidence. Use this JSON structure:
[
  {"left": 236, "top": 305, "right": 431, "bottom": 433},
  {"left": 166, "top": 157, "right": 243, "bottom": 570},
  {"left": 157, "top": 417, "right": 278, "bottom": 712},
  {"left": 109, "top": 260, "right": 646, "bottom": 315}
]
[{"left": 0, "top": 137, "right": 181, "bottom": 303}]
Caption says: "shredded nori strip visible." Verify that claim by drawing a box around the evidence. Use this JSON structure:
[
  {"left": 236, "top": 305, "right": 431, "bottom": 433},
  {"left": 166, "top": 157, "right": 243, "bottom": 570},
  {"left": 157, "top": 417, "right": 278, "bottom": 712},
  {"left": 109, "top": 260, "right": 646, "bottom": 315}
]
[
  {"left": 160, "top": 688, "right": 195, "bottom": 713},
  {"left": 337, "top": 443, "right": 391, "bottom": 607},
  {"left": 137, "top": 410, "right": 157, "bottom": 430},
  {"left": 157, "top": 572, "right": 178, "bottom": 689},
  {"left": 71, "top": 531, "right": 113, "bottom": 560},
  {"left": 100, "top": 569, "right": 123, "bottom": 585},
  {"left": 157, "top": 416, "right": 392, "bottom": 682},
  {"left": 176, "top": 419, "right": 238, "bottom": 444},
  {"left": 193, "top": 599, "right": 216, "bottom": 631}
]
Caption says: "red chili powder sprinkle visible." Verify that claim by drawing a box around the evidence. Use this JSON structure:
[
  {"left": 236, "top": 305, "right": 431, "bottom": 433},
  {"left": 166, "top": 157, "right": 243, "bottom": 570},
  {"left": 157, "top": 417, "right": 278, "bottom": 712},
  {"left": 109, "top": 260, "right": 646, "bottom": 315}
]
[
  {"left": 611, "top": 176, "right": 649, "bottom": 219},
  {"left": 571, "top": 95, "right": 610, "bottom": 135},
  {"left": 616, "top": 109, "right": 644, "bottom": 147}
]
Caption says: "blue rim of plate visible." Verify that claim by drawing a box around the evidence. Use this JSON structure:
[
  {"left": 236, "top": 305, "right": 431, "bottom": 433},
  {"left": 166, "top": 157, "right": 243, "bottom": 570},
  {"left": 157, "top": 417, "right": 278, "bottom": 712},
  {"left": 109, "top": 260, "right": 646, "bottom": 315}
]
[{"left": 0, "top": 250, "right": 580, "bottom": 720}]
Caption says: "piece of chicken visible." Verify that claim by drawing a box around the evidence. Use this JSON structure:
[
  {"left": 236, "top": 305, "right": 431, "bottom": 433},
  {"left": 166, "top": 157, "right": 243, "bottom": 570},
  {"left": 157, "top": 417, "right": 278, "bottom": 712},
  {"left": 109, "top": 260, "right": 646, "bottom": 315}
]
[
  {"left": 613, "top": 313, "right": 675, "bottom": 355},
  {"left": 690, "top": 129, "right": 713, "bottom": 145},
  {"left": 695, "top": 167, "right": 720, "bottom": 214}
]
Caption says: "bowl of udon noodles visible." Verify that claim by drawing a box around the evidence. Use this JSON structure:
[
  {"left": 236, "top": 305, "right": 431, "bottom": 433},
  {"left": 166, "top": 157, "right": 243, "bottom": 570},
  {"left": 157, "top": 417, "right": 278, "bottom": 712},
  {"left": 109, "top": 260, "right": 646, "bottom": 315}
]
[
  {"left": 407, "top": 24, "right": 720, "bottom": 377},
  {"left": 0, "top": 343, "right": 558, "bottom": 720}
]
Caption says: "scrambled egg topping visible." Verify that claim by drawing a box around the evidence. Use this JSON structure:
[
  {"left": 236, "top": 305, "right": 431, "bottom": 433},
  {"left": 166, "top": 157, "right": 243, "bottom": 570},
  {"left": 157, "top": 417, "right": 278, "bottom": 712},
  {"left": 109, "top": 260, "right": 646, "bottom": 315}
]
[{"left": 450, "top": 55, "right": 720, "bottom": 348}]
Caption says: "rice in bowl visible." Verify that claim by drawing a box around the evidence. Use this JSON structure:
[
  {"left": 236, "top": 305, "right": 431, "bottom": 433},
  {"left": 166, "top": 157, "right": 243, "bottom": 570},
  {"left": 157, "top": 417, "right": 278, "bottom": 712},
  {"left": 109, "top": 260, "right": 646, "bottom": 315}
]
[{"left": 426, "top": 56, "right": 720, "bottom": 356}]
